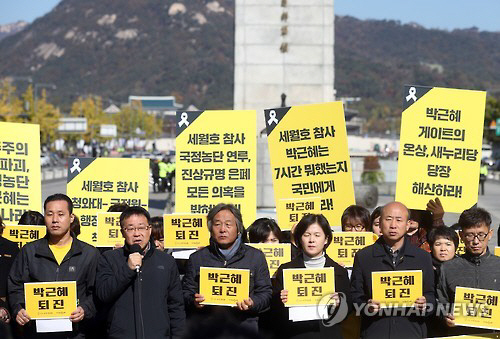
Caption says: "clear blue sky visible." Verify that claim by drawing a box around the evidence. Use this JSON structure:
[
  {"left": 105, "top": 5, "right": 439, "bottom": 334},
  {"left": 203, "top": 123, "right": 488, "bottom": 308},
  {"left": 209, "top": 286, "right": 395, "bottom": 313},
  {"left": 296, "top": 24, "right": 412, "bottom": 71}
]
[
  {"left": 335, "top": 0, "right": 500, "bottom": 32},
  {"left": 1, "top": 0, "right": 500, "bottom": 32},
  {"left": 0, "top": 0, "right": 61, "bottom": 25}
]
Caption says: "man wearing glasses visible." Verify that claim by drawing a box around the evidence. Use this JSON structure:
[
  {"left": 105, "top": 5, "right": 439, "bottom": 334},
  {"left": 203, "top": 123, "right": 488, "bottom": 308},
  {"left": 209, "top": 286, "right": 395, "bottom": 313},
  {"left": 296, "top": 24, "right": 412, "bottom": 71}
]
[
  {"left": 95, "top": 206, "right": 185, "bottom": 339},
  {"left": 436, "top": 207, "right": 500, "bottom": 335}
]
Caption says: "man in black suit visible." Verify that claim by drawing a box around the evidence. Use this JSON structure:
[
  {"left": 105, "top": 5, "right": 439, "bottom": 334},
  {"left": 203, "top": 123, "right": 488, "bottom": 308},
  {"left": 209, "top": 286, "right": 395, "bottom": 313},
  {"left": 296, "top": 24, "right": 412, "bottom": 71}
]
[{"left": 350, "top": 201, "right": 436, "bottom": 339}]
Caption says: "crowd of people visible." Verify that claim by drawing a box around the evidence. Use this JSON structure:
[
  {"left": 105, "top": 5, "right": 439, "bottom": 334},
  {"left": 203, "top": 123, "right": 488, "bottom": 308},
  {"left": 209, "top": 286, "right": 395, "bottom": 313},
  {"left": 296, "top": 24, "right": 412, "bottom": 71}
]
[{"left": 0, "top": 194, "right": 499, "bottom": 339}]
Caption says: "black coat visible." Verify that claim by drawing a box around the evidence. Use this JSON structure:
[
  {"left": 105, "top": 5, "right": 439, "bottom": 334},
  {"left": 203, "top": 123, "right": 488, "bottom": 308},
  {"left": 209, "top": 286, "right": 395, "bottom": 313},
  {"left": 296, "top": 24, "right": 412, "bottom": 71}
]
[
  {"left": 350, "top": 237, "right": 436, "bottom": 339},
  {"left": 8, "top": 235, "right": 100, "bottom": 339},
  {"left": 151, "top": 162, "right": 160, "bottom": 178},
  {"left": 0, "top": 236, "right": 19, "bottom": 315},
  {"left": 95, "top": 241, "right": 185, "bottom": 339},
  {"left": 182, "top": 238, "right": 272, "bottom": 331},
  {"left": 272, "top": 253, "right": 352, "bottom": 339}
]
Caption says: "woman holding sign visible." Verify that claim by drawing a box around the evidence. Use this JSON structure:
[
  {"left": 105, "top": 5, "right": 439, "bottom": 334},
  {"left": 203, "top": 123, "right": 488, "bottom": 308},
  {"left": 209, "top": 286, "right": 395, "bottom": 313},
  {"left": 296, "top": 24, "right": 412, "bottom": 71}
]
[{"left": 273, "top": 214, "right": 351, "bottom": 339}]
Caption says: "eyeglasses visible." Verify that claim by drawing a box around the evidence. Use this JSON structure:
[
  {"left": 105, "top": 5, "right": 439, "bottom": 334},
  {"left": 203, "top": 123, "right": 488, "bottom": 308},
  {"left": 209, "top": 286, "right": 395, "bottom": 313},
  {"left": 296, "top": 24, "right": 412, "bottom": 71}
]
[
  {"left": 463, "top": 232, "right": 489, "bottom": 242},
  {"left": 122, "top": 226, "right": 151, "bottom": 233},
  {"left": 344, "top": 224, "right": 365, "bottom": 231}
]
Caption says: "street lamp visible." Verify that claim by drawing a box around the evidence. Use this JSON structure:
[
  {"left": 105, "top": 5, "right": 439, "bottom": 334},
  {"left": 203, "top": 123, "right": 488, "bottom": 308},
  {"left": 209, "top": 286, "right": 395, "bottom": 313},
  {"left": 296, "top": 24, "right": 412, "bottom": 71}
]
[{"left": 34, "top": 83, "right": 57, "bottom": 116}]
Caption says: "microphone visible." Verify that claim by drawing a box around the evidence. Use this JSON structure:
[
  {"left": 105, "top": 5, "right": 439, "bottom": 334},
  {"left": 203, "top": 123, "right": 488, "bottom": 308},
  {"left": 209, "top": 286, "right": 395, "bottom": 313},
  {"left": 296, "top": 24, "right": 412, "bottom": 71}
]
[{"left": 130, "top": 244, "right": 142, "bottom": 273}]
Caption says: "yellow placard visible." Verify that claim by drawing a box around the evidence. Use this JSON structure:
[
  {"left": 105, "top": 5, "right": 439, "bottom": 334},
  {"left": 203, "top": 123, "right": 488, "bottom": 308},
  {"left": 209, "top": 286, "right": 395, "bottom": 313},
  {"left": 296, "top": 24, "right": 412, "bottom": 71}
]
[
  {"left": 371, "top": 270, "right": 423, "bottom": 307},
  {"left": 326, "top": 232, "right": 375, "bottom": 267},
  {"left": 66, "top": 157, "right": 149, "bottom": 246},
  {"left": 265, "top": 102, "right": 354, "bottom": 227},
  {"left": 277, "top": 197, "right": 322, "bottom": 231},
  {"left": 163, "top": 214, "right": 209, "bottom": 248},
  {"left": 248, "top": 243, "right": 291, "bottom": 277},
  {"left": 3, "top": 225, "right": 46, "bottom": 248},
  {"left": 454, "top": 286, "right": 500, "bottom": 331},
  {"left": 25, "top": 281, "right": 77, "bottom": 319},
  {"left": 396, "top": 86, "right": 486, "bottom": 212},
  {"left": 199, "top": 267, "right": 250, "bottom": 306},
  {"left": 0, "top": 122, "right": 41, "bottom": 223},
  {"left": 175, "top": 110, "right": 257, "bottom": 227},
  {"left": 283, "top": 267, "right": 335, "bottom": 306},
  {"left": 495, "top": 247, "right": 500, "bottom": 257},
  {"left": 430, "top": 334, "right": 500, "bottom": 339},
  {"left": 96, "top": 212, "right": 122, "bottom": 247}
]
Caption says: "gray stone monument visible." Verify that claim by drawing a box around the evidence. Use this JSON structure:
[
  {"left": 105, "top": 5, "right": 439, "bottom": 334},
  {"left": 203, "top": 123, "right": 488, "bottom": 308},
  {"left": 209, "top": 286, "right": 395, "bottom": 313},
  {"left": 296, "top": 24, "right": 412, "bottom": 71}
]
[{"left": 234, "top": 0, "right": 335, "bottom": 133}]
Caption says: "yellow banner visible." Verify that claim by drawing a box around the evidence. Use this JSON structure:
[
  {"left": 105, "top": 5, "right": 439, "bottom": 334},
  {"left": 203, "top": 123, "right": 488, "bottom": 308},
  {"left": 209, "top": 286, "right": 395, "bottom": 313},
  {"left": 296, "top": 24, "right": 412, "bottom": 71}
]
[
  {"left": 66, "top": 157, "right": 149, "bottom": 246},
  {"left": 25, "top": 281, "right": 77, "bottom": 319},
  {"left": 248, "top": 243, "right": 291, "bottom": 277},
  {"left": 96, "top": 212, "right": 122, "bottom": 247},
  {"left": 175, "top": 110, "right": 257, "bottom": 227},
  {"left": 396, "top": 86, "right": 486, "bottom": 212},
  {"left": 3, "top": 225, "right": 46, "bottom": 248},
  {"left": 454, "top": 286, "right": 500, "bottom": 331},
  {"left": 283, "top": 267, "right": 335, "bottom": 306},
  {"left": 326, "top": 232, "right": 375, "bottom": 267},
  {"left": 276, "top": 197, "right": 321, "bottom": 231},
  {"left": 430, "top": 334, "right": 500, "bottom": 339},
  {"left": 0, "top": 122, "right": 41, "bottom": 223},
  {"left": 371, "top": 270, "right": 423, "bottom": 307},
  {"left": 163, "top": 214, "right": 209, "bottom": 248},
  {"left": 199, "top": 267, "right": 250, "bottom": 306},
  {"left": 495, "top": 247, "right": 500, "bottom": 257},
  {"left": 265, "top": 102, "right": 354, "bottom": 227}
]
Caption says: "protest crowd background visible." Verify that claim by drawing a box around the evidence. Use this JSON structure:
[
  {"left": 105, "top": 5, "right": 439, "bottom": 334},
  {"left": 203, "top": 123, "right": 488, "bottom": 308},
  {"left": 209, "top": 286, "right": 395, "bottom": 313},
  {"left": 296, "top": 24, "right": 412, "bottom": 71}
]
[{"left": 0, "top": 88, "right": 500, "bottom": 339}]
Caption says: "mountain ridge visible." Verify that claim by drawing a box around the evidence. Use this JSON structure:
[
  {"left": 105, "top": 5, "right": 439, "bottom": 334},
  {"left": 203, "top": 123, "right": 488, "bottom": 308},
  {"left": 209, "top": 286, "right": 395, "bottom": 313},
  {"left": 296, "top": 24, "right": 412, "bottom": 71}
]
[{"left": 0, "top": 2, "right": 499, "bottom": 123}]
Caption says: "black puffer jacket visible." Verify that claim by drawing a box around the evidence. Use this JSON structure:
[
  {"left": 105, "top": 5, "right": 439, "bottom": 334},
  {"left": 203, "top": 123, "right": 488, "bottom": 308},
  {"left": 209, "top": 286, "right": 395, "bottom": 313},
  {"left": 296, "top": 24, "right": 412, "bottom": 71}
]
[
  {"left": 182, "top": 238, "right": 272, "bottom": 331},
  {"left": 350, "top": 237, "right": 436, "bottom": 339},
  {"left": 8, "top": 234, "right": 100, "bottom": 339},
  {"left": 0, "top": 236, "right": 19, "bottom": 321},
  {"left": 95, "top": 240, "right": 185, "bottom": 339}
]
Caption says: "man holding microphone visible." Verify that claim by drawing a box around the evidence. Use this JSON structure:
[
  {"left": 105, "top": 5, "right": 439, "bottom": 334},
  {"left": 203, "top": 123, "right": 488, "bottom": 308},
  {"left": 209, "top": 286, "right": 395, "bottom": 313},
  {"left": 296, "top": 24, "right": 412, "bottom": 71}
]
[{"left": 95, "top": 206, "right": 185, "bottom": 339}]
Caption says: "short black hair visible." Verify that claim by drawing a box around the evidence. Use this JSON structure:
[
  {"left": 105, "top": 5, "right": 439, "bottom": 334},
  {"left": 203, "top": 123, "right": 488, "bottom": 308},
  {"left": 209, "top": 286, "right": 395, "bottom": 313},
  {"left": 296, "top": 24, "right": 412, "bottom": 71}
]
[
  {"left": 108, "top": 203, "right": 130, "bottom": 213},
  {"left": 370, "top": 206, "right": 382, "bottom": 227},
  {"left": 70, "top": 215, "right": 81, "bottom": 237},
  {"left": 151, "top": 216, "right": 164, "bottom": 240},
  {"left": 293, "top": 214, "right": 332, "bottom": 251},
  {"left": 427, "top": 226, "right": 459, "bottom": 249},
  {"left": 18, "top": 210, "right": 45, "bottom": 225},
  {"left": 247, "top": 218, "right": 282, "bottom": 243},
  {"left": 44, "top": 193, "right": 73, "bottom": 214},
  {"left": 341, "top": 205, "right": 371, "bottom": 231},
  {"left": 119, "top": 206, "right": 151, "bottom": 227},
  {"left": 409, "top": 209, "right": 433, "bottom": 230},
  {"left": 458, "top": 207, "right": 492, "bottom": 230},
  {"left": 0, "top": 215, "right": 4, "bottom": 235}
]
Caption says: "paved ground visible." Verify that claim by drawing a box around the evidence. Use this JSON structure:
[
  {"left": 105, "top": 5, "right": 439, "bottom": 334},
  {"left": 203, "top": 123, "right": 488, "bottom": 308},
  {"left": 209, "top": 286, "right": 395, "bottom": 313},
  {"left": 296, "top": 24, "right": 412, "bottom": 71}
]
[{"left": 42, "top": 179, "right": 500, "bottom": 250}]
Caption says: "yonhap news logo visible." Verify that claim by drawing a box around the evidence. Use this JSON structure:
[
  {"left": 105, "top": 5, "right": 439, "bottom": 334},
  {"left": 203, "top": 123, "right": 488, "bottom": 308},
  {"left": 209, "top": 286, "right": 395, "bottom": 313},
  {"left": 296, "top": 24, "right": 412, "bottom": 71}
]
[{"left": 317, "top": 292, "right": 349, "bottom": 327}]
